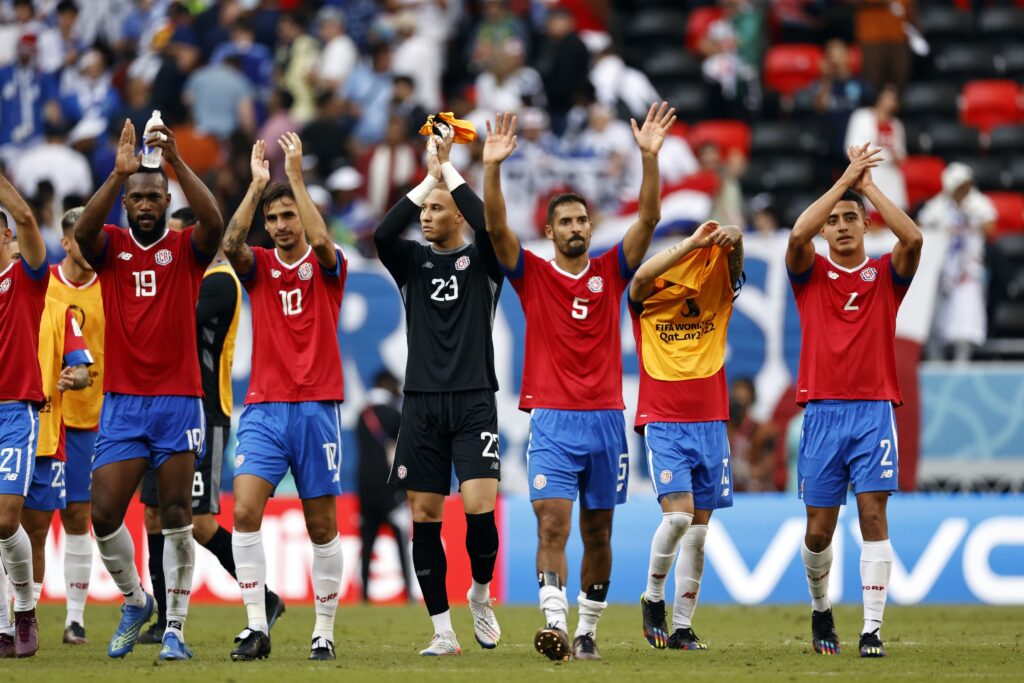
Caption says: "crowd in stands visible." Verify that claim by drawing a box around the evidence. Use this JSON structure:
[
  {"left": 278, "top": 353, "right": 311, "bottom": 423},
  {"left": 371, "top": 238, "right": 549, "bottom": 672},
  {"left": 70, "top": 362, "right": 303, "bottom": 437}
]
[{"left": 0, "top": 0, "right": 1022, "bottom": 362}]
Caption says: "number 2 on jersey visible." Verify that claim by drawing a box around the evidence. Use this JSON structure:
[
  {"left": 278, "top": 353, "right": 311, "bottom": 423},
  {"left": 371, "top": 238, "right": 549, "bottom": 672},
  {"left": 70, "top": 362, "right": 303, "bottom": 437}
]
[
  {"left": 133, "top": 270, "right": 156, "bottom": 297},
  {"left": 479, "top": 431, "right": 499, "bottom": 459}
]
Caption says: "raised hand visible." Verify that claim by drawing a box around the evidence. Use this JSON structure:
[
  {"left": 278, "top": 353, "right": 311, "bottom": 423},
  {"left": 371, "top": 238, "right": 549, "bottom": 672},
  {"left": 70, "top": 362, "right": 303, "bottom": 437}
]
[
  {"left": 251, "top": 140, "right": 270, "bottom": 186},
  {"left": 483, "top": 112, "right": 518, "bottom": 166},
  {"left": 426, "top": 134, "right": 442, "bottom": 179},
  {"left": 278, "top": 131, "right": 304, "bottom": 179},
  {"left": 114, "top": 118, "right": 140, "bottom": 176},
  {"left": 687, "top": 220, "right": 719, "bottom": 249},
  {"left": 144, "top": 124, "right": 181, "bottom": 165},
  {"left": 709, "top": 224, "right": 743, "bottom": 247},
  {"left": 840, "top": 142, "right": 883, "bottom": 191},
  {"left": 435, "top": 122, "right": 454, "bottom": 166},
  {"left": 631, "top": 101, "right": 677, "bottom": 157}
]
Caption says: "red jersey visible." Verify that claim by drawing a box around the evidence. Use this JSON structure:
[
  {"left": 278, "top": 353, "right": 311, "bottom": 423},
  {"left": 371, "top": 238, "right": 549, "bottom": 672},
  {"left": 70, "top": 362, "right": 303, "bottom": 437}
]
[
  {"left": 89, "top": 225, "right": 209, "bottom": 396},
  {"left": 242, "top": 245, "right": 346, "bottom": 404},
  {"left": 0, "top": 259, "right": 49, "bottom": 404},
  {"left": 508, "top": 243, "right": 633, "bottom": 411},
  {"left": 789, "top": 252, "right": 911, "bottom": 405},
  {"left": 629, "top": 245, "right": 734, "bottom": 431}
]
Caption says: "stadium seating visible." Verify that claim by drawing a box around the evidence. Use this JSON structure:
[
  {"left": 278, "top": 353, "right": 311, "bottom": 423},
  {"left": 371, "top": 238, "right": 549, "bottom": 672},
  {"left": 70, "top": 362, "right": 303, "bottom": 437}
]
[
  {"left": 933, "top": 44, "right": 998, "bottom": 81},
  {"left": 985, "top": 192, "right": 1024, "bottom": 237},
  {"left": 954, "top": 156, "right": 1006, "bottom": 191},
  {"left": 688, "top": 120, "right": 751, "bottom": 157},
  {"left": 977, "top": 7, "right": 1024, "bottom": 42},
  {"left": 989, "top": 126, "right": 1024, "bottom": 160},
  {"left": 1002, "top": 44, "right": 1024, "bottom": 79},
  {"left": 991, "top": 302, "right": 1024, "bottom": 337},
  {"left": 741, "top": 156, "right": 817, "bottom": 194},
  {"left": 750, "top": 121, "right": 820, "bottom": 156},
  {"left": 763, "top": 45, "right": 822, "bottom": 97},
  {"left": 914, "top": 121, "right": 982, "bottom": 155},
  {"left": 902, "top": 156, "right": 946, "bottom": 210},
  {"left": 901, "top": 82, "right": 960, "bottom": 124},
  {"left": 685, "top": 6, "right": 723, "bottom": 54},
  {"left": 663, "top": 81, "right": 712, "bottom": 122},
  {"left": 625, "top": 10, "right": 686, "bottom": 45},
  {"left": 961, "top": 80, "right": 1022, "bottom": 133},
  {"left": 919, "top": 7, "right": 975, "bottom": 46},
  {"left": 643, "top": 49, "right": 702, "bottom": 91},
  {"left": 1008, "top": 158, "right": 1024, "bottom": 192}
]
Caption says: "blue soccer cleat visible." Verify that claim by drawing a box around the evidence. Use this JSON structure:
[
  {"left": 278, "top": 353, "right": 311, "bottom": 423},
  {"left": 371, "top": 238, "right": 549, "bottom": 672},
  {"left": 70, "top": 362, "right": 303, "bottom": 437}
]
[
  {"left": 158, "top": 631, "right": 193, "bottom": 660},
  {"left": 107, "top": 593, "right": 155, "bottom": 658}
]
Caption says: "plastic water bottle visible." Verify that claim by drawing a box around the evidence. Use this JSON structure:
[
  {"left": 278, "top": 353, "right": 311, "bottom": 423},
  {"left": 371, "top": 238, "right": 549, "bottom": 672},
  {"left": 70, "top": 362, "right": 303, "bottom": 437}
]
[{"left": 141, "top": 110, "right": 164, "bottom": 169}]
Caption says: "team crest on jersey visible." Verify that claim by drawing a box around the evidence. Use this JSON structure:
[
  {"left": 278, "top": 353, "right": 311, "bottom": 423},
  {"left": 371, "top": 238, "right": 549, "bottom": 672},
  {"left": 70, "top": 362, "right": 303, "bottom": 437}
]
[
  {"left": 155, "top": 249, "right": 173, "bottom": 266},
  {"left": 828, "top": 271, "right": 839, "bottom": 280},
  {"left": 533, "top": 474, "right": 547, "bottom": 490},
  {"left": 235, "top": 455, "right": 245, "bottom": 468},
  {"left": 0, "top": 277, "right": 10, "bottom": 294},
  {"left": 271, "top": 268, "right": 281, "bottom": 279},
  {"left": 298, "top": 262, "right": 314, "bottom": 281},
  {"left": 397, "top": 465, "right": 408, "bottom": 480},
  {"left": 659, "top": 470, "right": 673, "bottom": 485},
  {"left": 455, "top": 255, "right": 470, "bottom": 271},
  {"left": 587, "top": 275, "right": 604, "bottom": 293},
  {"left": 117, "top": 251, "right": 133, "bottom": 261},
  {"left": 860, "top": 267, "right": 878, "bottom": 282}
]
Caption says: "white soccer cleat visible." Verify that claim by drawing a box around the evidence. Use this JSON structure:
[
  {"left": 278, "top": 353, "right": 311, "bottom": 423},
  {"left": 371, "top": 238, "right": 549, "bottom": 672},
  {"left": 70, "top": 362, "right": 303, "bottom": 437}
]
[
  {"left": 419, "top": 630, "right": 462, "bottom": 656},
  {"left": 467, "top": 593, "right": 501, "bottom": 649}
]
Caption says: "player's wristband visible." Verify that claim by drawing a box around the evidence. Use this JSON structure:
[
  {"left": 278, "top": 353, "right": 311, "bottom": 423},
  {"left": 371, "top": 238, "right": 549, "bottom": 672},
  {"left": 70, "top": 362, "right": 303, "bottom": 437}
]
[
  {"left": 439, "top": 162, "right": 466, "bottom": 191},
  {"left": 406, "top": 175, "right": 439, "bottom": 206}
]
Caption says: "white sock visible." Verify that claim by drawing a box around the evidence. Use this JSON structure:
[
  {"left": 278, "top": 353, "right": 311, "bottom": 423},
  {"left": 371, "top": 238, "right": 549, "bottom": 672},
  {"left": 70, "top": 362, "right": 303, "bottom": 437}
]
[
  {"left": 646, "top": 511, "right": 692, "bottom": 602},
  {"left": 430, "top": 609, "right": 453, "bottom": 635},
  {"left": 468, "top": 579, "right": 490, "bottom": 604},
  {"left": 539, "top": 585, "right": 568, "bottom": 632},
  {"left": 673, "top": 524, "right": 707, "bottom": 630},
  {"left": 802, "top": 542, "right": 833, "bottom": 613},
  {"left": 861, "top": 539, "right": 893, "bottom": 635},
  {"left": 311, "top": 534, "right": 342, "bottom": 642},
  {"left": 162, "top": 525, "right": 195, "bottom": 640},
  {"left": 575, "top": 593, "right": 608, "bottom": 638},
  {"left": 32, "top": 581, "right": 42, "bottom": 606},
  {"left": 96, "top": 525, "right": 146, "bottom": 607},
  {"left": 232, "top": 530, "right": 268, "bottom": 633},
  {"left": 0, "top": 564, "right": 11, "bottom": 634},
  {"left": 64, "top": 533, "right": 92, "bottom": 627},
  {"left": 0, "top": 527, "right": 37, "bottom": 612}
]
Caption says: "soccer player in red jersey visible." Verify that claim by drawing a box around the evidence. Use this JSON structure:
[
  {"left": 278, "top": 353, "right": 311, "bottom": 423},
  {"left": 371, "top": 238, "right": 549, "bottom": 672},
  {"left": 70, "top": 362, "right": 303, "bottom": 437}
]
[
  {"left": 73, "top": 119, "right": 225, "bottom": 660},
  {"left": 483, "top": 104, "right": 674, "bottom": 661},
  {"left": 223, "top": 134, "right": 346, "bottom": 662},
  {"left": 0, "top": 172, "right": 48, "bottom": 658},
  {"left": 787, "top": 143, "right": 923, "bottom": 658}
]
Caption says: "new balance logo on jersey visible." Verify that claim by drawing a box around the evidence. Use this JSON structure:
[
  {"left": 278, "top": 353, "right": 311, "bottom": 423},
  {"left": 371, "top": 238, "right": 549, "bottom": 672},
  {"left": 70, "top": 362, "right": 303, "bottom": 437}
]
[
  {"left": 828, "top": 271, "right": 839, "bottom": 280},
  {"left": 117, "top": 251, "right": 133, "bottom": 261},
  {"left": 421, "top": 261, "right": 434, "bottom": 269},
  {"left": 155, "top": 249, "right": 172, "bottom": 266},
  {"left": 271, "top": 268, "right": 282, "bottom": 279}
]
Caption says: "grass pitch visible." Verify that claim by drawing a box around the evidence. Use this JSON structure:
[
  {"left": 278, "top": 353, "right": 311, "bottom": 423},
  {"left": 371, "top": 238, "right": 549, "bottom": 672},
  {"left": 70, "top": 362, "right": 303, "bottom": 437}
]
[{"left": 3, "top": 603, "right": 1020, "bottom": 682}]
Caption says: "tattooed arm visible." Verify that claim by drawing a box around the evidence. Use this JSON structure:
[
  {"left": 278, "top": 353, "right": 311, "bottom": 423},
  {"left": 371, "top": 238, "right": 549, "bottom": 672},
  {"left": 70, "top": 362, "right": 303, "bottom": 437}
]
[{"left": 222, "top": 142, "right": 269, "bottom": 278}]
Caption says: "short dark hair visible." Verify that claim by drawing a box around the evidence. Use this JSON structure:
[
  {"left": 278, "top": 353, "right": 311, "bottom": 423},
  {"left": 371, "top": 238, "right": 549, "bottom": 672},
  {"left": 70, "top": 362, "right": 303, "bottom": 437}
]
[
  {"left": 56, "top": 0, "right": 78, "bottom": 14},
  {"left": 837, "top": 189, "right": 866, "bottom": 215},
  {"left": 171, "top": 207, "right": 197, "bottom": 225},
  {"left": 546, "top": 192, "right": 589, "bottom": 225},
  {"left": 275, "top": 88, "right": 295, "bottom": 111},
  {"left": 126, "top": 166, "right": 169, "bottom": 190},
  {"left": 260, "top": 182, "right": 296, "bottom": 214},
  {"left": 0, "top": 212, "right": 8, "bottom": 228},
  {"left": 393, "top": 75, "right": 414, "bottom": 89}
]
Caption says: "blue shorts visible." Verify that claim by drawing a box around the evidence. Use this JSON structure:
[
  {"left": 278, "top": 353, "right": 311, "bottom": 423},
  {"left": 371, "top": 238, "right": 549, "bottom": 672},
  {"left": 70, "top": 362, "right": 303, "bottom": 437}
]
[
  {"left": 234, "top": 401, "right": 342, "bottom": 500},
  {"left": 94, "top": 394, "right": 204, "bottom": 471},
  {"left": 0, "top": 403, "right": 39, "bottom": 498},
  {"left": 527, "top": 409, "right": 629, "bottom": 510},
  {"left": 65, "top": 428, "right": 96, "bottom": 503},
  {"left": 644, "top": 421, "right": 733, "bottom": 509},
  {"left": 798, "top": 400, "right": 900, "bottom": 507},
  {"left": 24, "top": 457, "right": 65, "bottom": 511}
]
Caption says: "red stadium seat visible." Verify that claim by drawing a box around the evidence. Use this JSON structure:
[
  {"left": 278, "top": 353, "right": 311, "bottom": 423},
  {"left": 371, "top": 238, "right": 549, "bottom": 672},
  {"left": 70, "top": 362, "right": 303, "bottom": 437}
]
[
  {"left": 961, "top": 80, "right": 1022, "bottom": 133},
  {"left": 688, "top": 120, "right": 751, "bottom": 157},
  {"left": 763, "top": 44, "right": 823, "bottom": 96},
  {"left": 985, "top": 192, "right": 1024, "bottom": 237},
  {"left": 686, "top": 7, "right": 724, "bottom": 54},
  {"left": 902, "top": 156, "right": 946, "bottom": 210}
]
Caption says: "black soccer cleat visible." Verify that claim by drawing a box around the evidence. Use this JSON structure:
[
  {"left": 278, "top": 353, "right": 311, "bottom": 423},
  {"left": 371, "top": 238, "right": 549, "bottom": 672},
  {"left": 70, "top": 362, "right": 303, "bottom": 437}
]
[
  {"left": 811, "top": 609, "right": 840, "bottom": 655},
  {"left": 309, "top": 636, "right": 336, "bottom": 661},
  {"left": 62, "top": 621, "right": 89, "bottom": 645},
  {"left": 667, "top": 627, "right": 708, "bottom": 651},
  {"left": 231, "top": 628, "right": 271, "bottom": 661},
  {"left": 640, "top": 593, "right": 669, "bottom": 649},
  {"left": 534, "top": 624, "right": 570, "bottom": 661},
  {"left": 137, "top": 621, "right": 164, "bottom": 645},
  {"left": 859, "top": 630, "right": 886, "bottom": 658},
  {"left": 265, "top": 590, "right": 286, "bottom": 630},
  {"left": 572, "top": 633, "right": 601, "bottom": 660}
]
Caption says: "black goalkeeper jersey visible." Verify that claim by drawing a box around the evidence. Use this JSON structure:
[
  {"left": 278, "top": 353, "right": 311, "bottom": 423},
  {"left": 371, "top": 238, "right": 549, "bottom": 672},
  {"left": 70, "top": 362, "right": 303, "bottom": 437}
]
[{"left": 374, "top": 184, "right": 503, "bottom": 393}]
